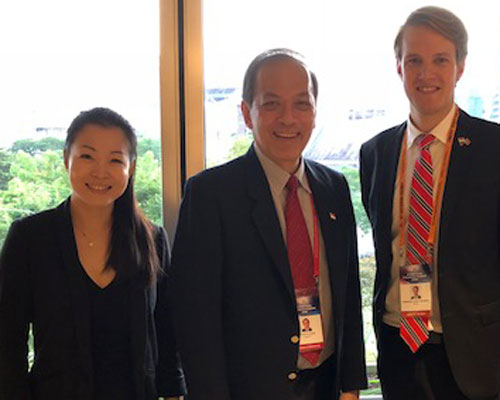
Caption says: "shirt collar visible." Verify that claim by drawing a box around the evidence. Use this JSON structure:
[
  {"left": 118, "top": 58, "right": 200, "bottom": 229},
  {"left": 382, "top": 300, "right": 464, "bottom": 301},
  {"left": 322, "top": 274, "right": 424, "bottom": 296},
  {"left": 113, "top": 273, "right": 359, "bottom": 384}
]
[
  {"left": 254, "top": 143, "right": 312, "bottom": 195},
  {"left": 406, "top": 105, "right": 457, "bottom": 149}
]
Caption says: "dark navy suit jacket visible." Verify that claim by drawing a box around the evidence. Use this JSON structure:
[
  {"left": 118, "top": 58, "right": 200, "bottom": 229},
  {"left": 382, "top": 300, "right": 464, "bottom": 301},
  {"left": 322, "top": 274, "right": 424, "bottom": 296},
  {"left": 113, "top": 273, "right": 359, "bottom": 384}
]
[
  {"left": 360, "top": 110, "right": 500, "bottom": 399},
  {"left": 171, "top": 146, "right": 367, "bottom": 400}
]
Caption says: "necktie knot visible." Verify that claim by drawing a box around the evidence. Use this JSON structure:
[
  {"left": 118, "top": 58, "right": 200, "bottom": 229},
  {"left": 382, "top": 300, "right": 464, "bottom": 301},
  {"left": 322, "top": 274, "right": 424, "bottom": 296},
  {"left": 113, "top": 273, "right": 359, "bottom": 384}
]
[
  {"left": 417, "top": 133, "right": 435, "bottom": 150},
  {"left": 286, "top": 175, "right": 299, "bottom": 193}
]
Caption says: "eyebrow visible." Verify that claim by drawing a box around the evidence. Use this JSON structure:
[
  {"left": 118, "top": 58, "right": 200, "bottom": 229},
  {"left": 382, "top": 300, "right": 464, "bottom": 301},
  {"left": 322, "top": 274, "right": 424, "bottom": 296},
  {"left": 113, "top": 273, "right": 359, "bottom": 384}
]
[
  {"left": 80, "top": 144, "right": 125, "bottom": 155},
  {"left": 81, "top": 144, "right": 96, "bottom": 151},
  {"left": 434, "top": 52, "right": 452, "bottom": 57},
  {"left": 262, "top": 91, "right": 311, "bottom": 98},
  {"left": 262, "top": 93, "right": 280, "bottom": 99},
  {"left": 405, "top": 51, "right": 452, "bottom": 58}
]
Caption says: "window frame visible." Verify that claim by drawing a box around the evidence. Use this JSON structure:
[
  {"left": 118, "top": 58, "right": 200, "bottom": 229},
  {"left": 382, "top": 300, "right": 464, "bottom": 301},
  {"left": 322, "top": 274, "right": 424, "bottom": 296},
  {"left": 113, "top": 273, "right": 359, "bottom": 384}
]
[{"left": 160, "top": 0, "right": 204, "bottom": 241}]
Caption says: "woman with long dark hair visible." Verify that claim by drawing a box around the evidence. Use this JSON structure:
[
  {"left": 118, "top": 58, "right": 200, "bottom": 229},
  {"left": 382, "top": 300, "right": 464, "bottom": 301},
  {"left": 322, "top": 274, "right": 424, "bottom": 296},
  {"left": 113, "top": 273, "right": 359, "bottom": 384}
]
[{"left": 0, "top": 107, "right": 186, "bottom": 400}]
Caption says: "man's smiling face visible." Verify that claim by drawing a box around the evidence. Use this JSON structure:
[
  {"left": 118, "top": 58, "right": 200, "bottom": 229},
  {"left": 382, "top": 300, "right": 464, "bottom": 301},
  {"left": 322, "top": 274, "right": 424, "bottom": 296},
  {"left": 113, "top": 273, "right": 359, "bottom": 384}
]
[
  {"left": 397, "top": 25, "right": 465, "bottom": 129},
  {"left": 241, "top": 58, "right": 316, "bottom": 173}
]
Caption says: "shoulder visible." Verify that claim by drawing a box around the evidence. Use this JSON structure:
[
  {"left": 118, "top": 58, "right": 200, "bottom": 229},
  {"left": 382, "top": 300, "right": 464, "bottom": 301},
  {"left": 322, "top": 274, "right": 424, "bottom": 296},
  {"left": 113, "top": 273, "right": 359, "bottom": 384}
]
[
  {"left": 304, "top": 160, "right": 353, "bottom": 205},
  {"left": 187, "top": 154, "right": 247, "bottom": 188},
  {"left": 361, "top": 122, "right": 405, "bottom": 153},
  {"left": 182, "top": 153, "right": 256, "bottom": 204},
  {"left": 305, "top": 158, "right": 346, "bottom": 186},
  {"left": 459, "top": 110, "right": 500, "bottom": 138},
  {"left": 1, "top": 202, "right": 66, "bottom": 263},
  {"left": 8, "top": 203, "right": 64, "bottom": 236}
]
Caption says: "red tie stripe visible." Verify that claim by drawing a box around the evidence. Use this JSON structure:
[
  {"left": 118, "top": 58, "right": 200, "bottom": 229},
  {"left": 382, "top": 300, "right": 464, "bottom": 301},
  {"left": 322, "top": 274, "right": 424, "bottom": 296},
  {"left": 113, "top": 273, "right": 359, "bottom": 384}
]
[{"left": 401, "top": 134, "right": 434, "bottom": 353}]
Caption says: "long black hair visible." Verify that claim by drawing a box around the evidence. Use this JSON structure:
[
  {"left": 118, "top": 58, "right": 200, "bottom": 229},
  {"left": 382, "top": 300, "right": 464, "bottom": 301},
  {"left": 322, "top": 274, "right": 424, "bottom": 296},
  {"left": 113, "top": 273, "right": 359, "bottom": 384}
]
[{"left": 65, "top": 107, "right": 160, "bottom": 286}]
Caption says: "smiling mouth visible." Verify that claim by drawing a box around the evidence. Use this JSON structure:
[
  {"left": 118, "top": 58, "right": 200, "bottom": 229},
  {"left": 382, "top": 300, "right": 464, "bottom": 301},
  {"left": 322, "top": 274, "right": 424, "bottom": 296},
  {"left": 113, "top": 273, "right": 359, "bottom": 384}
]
[
  {"left": 86, "top": 183, "right": 112, "bottom": 191},
  {"left": 417, "top": 86, "right": 439, "bottom": 93},
  {"left": 273, "top": 131, "right": 300, "bottom": 139}
]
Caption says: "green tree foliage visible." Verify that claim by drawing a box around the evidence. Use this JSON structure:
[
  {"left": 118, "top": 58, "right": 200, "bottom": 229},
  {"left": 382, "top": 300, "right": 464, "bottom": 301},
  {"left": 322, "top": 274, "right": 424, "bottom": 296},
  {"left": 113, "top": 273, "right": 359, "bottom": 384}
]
[
  {"left": 134, "top": 150, "right": 162, "bottom": 225},
  {"left": 0, "top": 138, "right": 163, "bottom": 247},
  {"left": 359, "top": 256, "right": 375, "bottom": 309},
  {"left": 0, "top": 149, "right": 12, "bottom": 190},
  {"left": 2, "top": 151, "right": 71, "bottom": 221},
  {"left": 137, "top": 137, "right": 161, "bottom": 160},
  {"left": 10, "top": 137, "right": 65, "bottom": 156},
  {"left": 340, "top": 166, "right": 370, "bottom": 234},
  {"left": 0, "top": 198, "right": 13, "bottom": 248},
  {"left": 228, "top": 133, "right": 253, "bottom": 160}
]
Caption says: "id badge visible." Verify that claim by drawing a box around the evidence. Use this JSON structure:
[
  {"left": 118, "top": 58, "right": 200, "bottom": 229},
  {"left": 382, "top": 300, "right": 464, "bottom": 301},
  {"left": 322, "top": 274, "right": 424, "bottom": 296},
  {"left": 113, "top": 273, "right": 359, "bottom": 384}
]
[
  {"left": 399, "top": 263, "right": 432, "bottom": 316},
  {"left": 296, "top": 288, "right": 324, "bottom": 353}
]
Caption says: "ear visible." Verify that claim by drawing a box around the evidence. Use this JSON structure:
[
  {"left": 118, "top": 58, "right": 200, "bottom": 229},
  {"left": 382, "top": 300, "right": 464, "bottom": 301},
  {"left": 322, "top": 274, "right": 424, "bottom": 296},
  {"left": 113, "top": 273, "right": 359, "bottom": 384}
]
[
  {"left": 456, "top": 57, "right": 466, "bottom": 83},
  {"left": 129, "top": 159, "right": 136, "bottom": 177},
  {"left": 240, "top": 100, "right": 253, "bottom": 130},
  {"left": 397, "top": 59, "right": 403, "bottom": 80},
  {"left": 63, "top": 150, "right": 69, "bottom": 170},
  {"left": 311, "top": 99, "right": 317, "bottom": 130}
]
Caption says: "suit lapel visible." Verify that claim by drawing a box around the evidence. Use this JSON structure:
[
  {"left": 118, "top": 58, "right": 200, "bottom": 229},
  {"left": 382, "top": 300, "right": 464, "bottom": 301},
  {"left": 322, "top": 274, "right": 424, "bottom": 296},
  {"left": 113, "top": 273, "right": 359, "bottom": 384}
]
[
  {"left": 244, "top": 147, "right": 296, "bottom": 304},
  {"left": 54, "top": 200, "right": 93, "bottom": 378},
  {"left": 305, "top": 163, "right": 344, "bottom": 305},
  {"left": 438, "top": 110, "right": 473, "bottom": 244},
  {"left": 380, "top": 123, "right": 406, "bottom": 237}
]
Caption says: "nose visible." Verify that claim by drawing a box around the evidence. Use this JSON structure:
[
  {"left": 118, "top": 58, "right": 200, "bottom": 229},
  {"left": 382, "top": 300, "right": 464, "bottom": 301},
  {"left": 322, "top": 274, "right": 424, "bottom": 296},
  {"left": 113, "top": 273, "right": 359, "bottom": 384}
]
[
  {"left": 278, "top": 102, "right": 296, "bottom": 125},
  {"left": 417, "top": 62, "right": 435, "bottom": 79},
  {"left": 91, "top": 160, "right": 110, "bottom": 178}
]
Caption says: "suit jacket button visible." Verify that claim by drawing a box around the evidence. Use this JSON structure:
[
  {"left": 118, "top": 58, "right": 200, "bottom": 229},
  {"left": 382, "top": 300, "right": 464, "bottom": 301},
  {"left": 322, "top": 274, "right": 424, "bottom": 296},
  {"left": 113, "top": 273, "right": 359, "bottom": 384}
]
[
  {"left": 288, "top": 372, "right": 298, "bottom": 381},
  {"left": 290, "top": 335, "right": 299, "bottom": 344}
]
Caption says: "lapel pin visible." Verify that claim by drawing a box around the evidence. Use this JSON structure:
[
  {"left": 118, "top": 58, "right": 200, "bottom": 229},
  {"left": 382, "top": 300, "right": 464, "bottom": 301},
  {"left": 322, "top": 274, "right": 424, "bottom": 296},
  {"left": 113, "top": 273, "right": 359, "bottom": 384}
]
[
  {"left": 329, "top": 212, "right": 337, "bottom": 221},
  {"left": 457, "top": 136, "right": 471, "bottom": 147}
]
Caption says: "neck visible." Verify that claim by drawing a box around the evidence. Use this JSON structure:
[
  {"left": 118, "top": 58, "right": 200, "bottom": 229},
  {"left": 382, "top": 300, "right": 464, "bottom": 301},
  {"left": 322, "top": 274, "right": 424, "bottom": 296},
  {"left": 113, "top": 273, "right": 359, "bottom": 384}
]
[
  {"left": 410, "top": 104, "right": 455, "bottom": 133},
  {"left": 70, "top": 196, "right": 113, "bottom": 233},
  {"left": 282, "top": 162, "right": 300, "bottom": 175}
]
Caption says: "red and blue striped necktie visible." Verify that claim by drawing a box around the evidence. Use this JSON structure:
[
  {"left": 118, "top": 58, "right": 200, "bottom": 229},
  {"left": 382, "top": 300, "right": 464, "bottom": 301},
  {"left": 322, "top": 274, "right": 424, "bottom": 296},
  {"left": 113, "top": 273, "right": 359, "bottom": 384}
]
[{"left": 400, "top": 133, "right": 435, "bottom": 352}]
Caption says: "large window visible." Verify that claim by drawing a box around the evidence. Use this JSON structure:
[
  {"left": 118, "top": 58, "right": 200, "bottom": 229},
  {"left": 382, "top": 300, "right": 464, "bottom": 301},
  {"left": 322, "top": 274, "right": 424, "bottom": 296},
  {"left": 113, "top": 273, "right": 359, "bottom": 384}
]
[
  {"left": 2, "top": 0, "right": 500, "bottom": 395},
  {"left": 0, "top": 1, "right": 163, "bottom": 246},
  {"left": 203, "top": 1, "right": 500, "bottom": 168},
  {"left": 201, "top": 0, "right": 500, "bottom": 393}
]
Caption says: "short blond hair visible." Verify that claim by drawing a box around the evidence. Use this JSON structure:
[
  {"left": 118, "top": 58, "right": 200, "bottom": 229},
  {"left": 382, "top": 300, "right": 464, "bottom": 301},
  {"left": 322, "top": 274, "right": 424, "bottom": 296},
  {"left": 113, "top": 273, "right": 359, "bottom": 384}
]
[{"left": 394, "top": 6, "right": 468, "bottom": 63}]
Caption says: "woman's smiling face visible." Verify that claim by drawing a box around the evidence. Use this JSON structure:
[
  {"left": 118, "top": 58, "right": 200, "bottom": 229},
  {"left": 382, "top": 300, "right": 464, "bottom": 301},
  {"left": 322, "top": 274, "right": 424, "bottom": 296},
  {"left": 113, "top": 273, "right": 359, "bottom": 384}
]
[{"left": 65, "top": 123, "right": 135, "bottom": 210}]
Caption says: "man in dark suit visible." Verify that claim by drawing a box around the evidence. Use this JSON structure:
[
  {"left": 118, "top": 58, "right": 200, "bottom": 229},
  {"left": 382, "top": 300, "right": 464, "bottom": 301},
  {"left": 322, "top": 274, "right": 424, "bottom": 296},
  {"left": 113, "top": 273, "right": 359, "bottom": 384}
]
[
  {"left": 171, "top": 48, "right": 366, "bottom": 400},
  {"left": 360, "top": 6, "right": 500, "bottom": 400}
]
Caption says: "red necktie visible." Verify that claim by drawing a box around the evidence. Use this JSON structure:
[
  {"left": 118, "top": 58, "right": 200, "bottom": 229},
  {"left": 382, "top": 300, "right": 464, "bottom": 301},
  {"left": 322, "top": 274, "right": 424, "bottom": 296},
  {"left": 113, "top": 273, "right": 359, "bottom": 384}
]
[
  {"left": 285, "top": 175, "right": 320, "bottom": 366},
  {"left": 400, "top": 134, "right": 435, "bottom": 352}
]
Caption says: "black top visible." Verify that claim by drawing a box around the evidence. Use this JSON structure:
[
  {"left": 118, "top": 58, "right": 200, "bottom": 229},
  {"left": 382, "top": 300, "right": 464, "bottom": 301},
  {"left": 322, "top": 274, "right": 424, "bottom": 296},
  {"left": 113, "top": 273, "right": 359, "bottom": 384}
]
[
  {"left": 84, "top": 270, "right": 135, "bottom": 400},
  {"left": 0, "top": 200, "right": 186, "bottom": 400}
]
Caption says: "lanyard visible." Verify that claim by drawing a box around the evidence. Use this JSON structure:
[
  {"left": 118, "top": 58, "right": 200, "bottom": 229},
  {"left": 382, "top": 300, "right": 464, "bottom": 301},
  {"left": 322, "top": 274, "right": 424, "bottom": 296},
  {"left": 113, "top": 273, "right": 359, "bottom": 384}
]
[
  {"left": 398, "top": 107, "right": 459, "bottom": 261},
  {"left": 310, "top": 196, "right": 320, "bottom": 279}
]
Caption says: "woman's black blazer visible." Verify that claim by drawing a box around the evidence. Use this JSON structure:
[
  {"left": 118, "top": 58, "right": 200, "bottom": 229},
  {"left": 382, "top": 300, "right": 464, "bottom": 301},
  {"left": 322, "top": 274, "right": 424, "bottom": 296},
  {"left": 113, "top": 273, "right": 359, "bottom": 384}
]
[{"left": 0, "top": 199, "right": 186, "bottom": 399}]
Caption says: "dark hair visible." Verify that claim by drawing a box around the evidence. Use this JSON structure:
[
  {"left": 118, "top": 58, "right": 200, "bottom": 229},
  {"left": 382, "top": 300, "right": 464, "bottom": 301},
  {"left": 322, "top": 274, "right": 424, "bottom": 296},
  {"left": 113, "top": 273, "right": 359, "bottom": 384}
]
[
  {"left": 242, "top": 48, "right": 318, "bottom": 105},
  {"left": 394, "top": 6, "right": 468, "bottom": 63},
  {"left": 65, "top": 107, "right": 160, "bottom": 286}
]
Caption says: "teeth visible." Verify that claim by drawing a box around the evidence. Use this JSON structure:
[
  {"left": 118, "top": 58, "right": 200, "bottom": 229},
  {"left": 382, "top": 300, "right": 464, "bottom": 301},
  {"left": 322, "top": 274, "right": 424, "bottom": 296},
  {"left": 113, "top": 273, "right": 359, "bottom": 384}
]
[
  {"left": 418, "top": 86, "right": 438, "bottom": 92},
  {"left": 87, "top": 184, "right": 110, "bottom": 191},
  {"left": 274, "top": 131, "right": 299, "bottom": 138}
]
